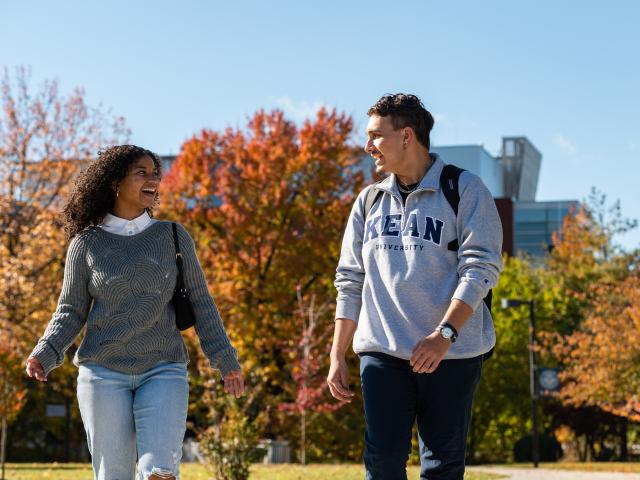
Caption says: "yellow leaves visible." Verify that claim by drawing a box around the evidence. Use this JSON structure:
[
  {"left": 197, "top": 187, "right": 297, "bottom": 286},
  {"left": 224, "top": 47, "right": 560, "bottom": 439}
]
[
  {"left": 0, "top": 67, "right": 128, "bottom": 423},
  {"left": 0, "top": 327, "right": 28, "bottom": 420},
  {"left": 556, "top": 275, "right": 640, "bottom": 419}
]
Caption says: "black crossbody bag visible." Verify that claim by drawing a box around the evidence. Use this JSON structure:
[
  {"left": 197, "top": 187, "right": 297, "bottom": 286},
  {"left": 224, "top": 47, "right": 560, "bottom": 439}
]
[{"left": 171, "top": 223, "right": 196, "bottom": 331}]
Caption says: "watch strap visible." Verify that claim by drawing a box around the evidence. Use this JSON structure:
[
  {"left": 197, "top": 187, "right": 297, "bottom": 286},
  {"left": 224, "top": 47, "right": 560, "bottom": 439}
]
[{"left": 437, "top": 322, "right": 459, "bottom": 343}]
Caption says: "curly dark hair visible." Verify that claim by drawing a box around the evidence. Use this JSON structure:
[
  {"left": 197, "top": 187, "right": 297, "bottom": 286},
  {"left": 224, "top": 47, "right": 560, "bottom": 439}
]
[
  {"left": 367, "top": 93, "right": 435, "bottom": 150},
  {"left": 62, "top": 145, "right": 163, "bottom": 239}
]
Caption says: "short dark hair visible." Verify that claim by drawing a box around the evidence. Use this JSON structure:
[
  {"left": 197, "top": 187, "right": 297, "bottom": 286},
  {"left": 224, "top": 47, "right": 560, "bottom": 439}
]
[{"left": 367, "top": 94, "right": 435, "bottom": 150}]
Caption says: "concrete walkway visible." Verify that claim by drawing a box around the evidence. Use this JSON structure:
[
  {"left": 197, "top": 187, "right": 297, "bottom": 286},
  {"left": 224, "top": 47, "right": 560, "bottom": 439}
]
[{"left": 467, "top": 466, "right": 640, "bottom": 480}]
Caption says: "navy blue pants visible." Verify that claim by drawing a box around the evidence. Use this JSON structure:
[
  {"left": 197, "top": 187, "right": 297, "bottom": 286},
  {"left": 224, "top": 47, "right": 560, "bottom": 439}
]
[{"left": 359, "top": 352, "right": 483, "bottom": 480}]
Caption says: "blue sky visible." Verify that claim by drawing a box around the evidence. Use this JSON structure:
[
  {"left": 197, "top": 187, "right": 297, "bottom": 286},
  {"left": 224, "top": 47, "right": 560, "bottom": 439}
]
[{"left": 2, "top": 0, "right": 639, "bottom": 249}]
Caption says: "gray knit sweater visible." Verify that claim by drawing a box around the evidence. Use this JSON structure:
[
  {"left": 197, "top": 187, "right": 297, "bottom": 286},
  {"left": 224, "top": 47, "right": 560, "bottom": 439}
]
[{"left": 29, "top": 221, "right": 240, "bottom": 377}]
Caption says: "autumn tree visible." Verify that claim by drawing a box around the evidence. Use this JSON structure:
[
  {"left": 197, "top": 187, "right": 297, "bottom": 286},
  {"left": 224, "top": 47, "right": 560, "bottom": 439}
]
[
  {"left": 545, "top": 189, "right": 637, "bottom": 335},
  {"left": 0, "top": 66, "right": 128, "bottom": 335},
  {"left": 470, "top": 190, "right": 638, "bottom": 462},
  {"left": 541, "top": 191, "right": 639, "bottom": 460},
  {"left": 0, "top": 66, "right": 128, "bottom": 460},
  {"left": 562, "top": 275, "right": 640, "bottom": 419},
  {"left": 0, "top": 330, "right": 27, "bottom": 476},
  {"left": 161, "top": 108, "right": 364, "bottom": 446},
  {"left": 278, "top": 286, "right": 344, "bottom": 464}
]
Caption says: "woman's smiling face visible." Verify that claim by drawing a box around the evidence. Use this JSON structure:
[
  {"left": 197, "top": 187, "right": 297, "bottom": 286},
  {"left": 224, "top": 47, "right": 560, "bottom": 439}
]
[{"left": 115, "top": 155, "right": 161, "bottom": 212}]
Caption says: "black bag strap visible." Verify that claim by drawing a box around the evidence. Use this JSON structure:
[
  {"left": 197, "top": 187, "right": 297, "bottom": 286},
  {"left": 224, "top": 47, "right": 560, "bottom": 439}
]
[
  {"left": 363, "top": 184, "right": 384, "bottom": 221},
  {"left": 172, "top": 223, "right": 186, "bottom": 291},
  {"left": 439, "top": 164, "right": 465, "bottom": 215},
  {"left": 439, "top": 166, "right": 494, "bottom": 315},
  {"left": 439, "top": 164, "right": 466, "bottom": 252}
]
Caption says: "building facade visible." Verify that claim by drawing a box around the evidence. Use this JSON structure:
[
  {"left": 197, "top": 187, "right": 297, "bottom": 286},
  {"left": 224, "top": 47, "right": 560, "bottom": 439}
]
[
  {"left": 513, "top": 200, "right": 579, "bottom": 257},
  {"left": 434, "top": 137, "right": 576, "bottom": 257}
]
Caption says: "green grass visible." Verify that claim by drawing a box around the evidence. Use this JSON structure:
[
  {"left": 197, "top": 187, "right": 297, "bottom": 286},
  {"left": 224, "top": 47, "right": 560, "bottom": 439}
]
[
  {"left": 503, "top": 462, "right": 640, "bottom": 473},
  {"left": 2, "top": 463, "right": 501, "bottom": 479},
  {"left": 8, "top": 462, "right": 640, "bottom": 478}
]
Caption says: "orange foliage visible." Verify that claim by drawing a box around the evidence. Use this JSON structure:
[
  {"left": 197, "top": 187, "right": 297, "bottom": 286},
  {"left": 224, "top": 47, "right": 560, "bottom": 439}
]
[
  {"left": 0, "top": 330, "right": 27, "bottom": 419},
  {"left": 554, "top": 275, "right": 640, "bottom": 420},
  {"left": 161, "top": 108, "right": 364, "bottom": 434},
  {"left": 546, "top": 202, "right": 640, "bottom": 420}
]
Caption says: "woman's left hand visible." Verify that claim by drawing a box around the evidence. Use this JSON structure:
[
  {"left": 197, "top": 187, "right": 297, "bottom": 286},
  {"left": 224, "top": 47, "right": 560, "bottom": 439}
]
[{"left": 223, "top": 370, "right": 245, "bottom": 398}]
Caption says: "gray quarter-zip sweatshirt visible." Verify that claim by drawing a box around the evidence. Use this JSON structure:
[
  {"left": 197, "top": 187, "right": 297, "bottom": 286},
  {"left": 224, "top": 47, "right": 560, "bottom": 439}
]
[{"left": 334, "top": 154, "right": 503, "bottom": 360}]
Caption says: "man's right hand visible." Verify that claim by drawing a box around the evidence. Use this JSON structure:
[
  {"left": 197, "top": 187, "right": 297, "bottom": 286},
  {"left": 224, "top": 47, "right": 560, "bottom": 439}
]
[
  {"left": 26, "top": 357, "right": 47, "bottom": 382},
  {"left": 327, "top": 357, "right": 354, "bottom": 402}
]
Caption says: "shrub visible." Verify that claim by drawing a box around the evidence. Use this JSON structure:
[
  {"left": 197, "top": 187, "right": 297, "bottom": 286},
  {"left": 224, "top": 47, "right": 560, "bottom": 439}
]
[
  {"left": 198, "top": 405, "right": 259, "bottom": 480},
  {"left": 513, "top": 433, "right": 563, "bottom": 462}
]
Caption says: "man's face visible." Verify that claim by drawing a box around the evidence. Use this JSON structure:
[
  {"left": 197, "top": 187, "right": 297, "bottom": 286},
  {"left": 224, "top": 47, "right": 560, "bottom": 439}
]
[{"left": 364, "top": 114, "right": 406, "bottom": 176}]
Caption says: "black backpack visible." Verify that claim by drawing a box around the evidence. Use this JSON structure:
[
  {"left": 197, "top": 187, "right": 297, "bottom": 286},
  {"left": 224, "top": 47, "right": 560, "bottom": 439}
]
[{"left": 363, "top": 164, "right": 494, "bottom": 320}]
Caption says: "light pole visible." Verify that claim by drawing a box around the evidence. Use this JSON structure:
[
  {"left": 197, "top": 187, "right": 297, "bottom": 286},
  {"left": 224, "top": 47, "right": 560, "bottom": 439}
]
[{"left": 501, "top": 298, "right": 539, "bottom": 468}]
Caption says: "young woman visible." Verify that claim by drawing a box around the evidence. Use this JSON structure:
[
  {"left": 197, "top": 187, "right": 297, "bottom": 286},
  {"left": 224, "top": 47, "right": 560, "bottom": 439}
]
[{"left": 25, "top": 145, "right": 244, "bottom": 480}]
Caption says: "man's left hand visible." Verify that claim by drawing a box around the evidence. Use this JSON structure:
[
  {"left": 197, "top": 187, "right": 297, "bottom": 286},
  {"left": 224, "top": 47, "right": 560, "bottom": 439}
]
[{"left": 410, "top": 331, "right": 451, "bottom": 373}]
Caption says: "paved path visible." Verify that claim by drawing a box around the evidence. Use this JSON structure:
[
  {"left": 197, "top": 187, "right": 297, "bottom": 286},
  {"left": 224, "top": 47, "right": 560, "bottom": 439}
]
[{"left": 467, "top": 466, "right": 640, "bottom": 480}]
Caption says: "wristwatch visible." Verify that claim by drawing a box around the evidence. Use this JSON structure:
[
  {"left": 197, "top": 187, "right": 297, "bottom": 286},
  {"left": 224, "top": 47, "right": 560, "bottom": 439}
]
[{"left": 436, "top": 322, "right": 458, "bottom": 343}]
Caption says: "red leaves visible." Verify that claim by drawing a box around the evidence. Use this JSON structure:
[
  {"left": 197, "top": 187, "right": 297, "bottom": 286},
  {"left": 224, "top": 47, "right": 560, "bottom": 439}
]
[{"left": 278, "top": 291, "right": 343, "bottom": 416}]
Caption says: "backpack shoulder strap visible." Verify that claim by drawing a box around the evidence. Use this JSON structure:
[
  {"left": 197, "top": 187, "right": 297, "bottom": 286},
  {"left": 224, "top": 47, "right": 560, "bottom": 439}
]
[
  {"left": 440, "top": 164, "right": 465, "bottom": 252},
  {"left": 439, "top": 165, "right": 494, "bottom": 316},
  {"left": 363, "top": 184, "right": 384, "bottom": 221},
  {"left": 439, "top": 164, "right": 466, "bottom": 216}
]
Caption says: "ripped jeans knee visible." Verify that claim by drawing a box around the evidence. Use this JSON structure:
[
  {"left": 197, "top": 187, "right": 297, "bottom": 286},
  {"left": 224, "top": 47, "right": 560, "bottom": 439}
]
[
  {"left": 140, "top": 466, "right": 178, "bottom": 480},
  {"left": 138, "top": 448, "right": 182, "bottom": 480}
]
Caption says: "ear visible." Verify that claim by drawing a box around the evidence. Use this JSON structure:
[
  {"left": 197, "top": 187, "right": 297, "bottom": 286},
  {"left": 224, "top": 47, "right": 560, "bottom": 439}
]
[{"left": 402, "top": 127, "right": 413, "bottom": 148}]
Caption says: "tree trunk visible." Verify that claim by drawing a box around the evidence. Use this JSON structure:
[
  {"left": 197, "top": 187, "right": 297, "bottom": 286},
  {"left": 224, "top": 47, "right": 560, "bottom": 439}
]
[
  {"left": 587, "top": 434, "right": 595, "bottom": 461},
  {"left": 1, "top": 414, "right": 7, "bottom": 480},
  {"left": 577, "top": 434, "right": 587, "bottom": 462},
  {"left": 301, "top": 409, "right": 306, "bottom": 465},
  {"left": 620, "top": 417, "right": 628, "bottom": 461}
]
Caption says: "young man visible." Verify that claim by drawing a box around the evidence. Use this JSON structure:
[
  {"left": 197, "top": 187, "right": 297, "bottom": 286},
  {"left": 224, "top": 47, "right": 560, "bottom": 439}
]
[{"left": 328, "top": 94, "right": 503, "bottom": 480}]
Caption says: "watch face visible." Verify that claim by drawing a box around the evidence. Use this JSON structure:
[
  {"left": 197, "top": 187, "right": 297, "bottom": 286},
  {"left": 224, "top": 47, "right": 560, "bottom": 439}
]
[{"left": 441, "top": 327, "right": 453, "bottom": 339}]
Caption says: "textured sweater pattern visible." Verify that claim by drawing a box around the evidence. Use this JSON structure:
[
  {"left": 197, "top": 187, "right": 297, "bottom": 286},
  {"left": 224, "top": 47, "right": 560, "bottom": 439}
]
[{"left": 30, "top": 221, "right": 240, "bottom": 376}]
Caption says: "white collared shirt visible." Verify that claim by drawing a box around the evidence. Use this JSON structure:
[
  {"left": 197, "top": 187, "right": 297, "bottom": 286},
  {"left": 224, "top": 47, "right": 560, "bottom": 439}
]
[{"left": 100, "top": 211, "right": 157, "bottom": 236}]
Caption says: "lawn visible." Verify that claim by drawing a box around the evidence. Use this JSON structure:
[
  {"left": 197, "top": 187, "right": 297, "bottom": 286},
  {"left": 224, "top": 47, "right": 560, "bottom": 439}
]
[
  {"left": 2, "top": 463, "right": 502, "bottom": 479},
  {"left": 504, "top": 462, "right": 640, "bottom": 473}
]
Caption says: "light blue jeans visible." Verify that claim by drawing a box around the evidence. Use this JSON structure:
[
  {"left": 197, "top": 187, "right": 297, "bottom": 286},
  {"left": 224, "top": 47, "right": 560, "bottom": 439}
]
[{"left": 77, "top": 361, "right": 189, "bottom": 480}]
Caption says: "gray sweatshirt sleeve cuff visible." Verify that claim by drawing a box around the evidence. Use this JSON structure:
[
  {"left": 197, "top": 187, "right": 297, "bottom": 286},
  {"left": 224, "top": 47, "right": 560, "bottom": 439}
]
[
  {"left": 211, "top": 346, "right": 241, "bottom": 378},
  {"left": 452, "top": 279, "right": 487, "bottom": 311},
  {"left": 335, "top": 299, "right": 361, "bottom": 323},
  {"left": 29, "top": 341, "right": 62, "bottom": 376}
]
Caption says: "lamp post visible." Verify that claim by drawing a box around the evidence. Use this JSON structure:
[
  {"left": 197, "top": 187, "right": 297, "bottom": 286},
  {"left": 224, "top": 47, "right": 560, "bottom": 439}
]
[{"left": 501, "top": 298, "right": 539, "bottom": 468}]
